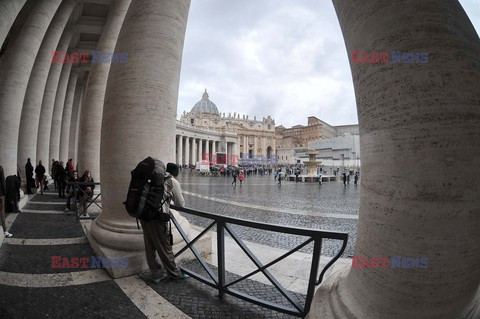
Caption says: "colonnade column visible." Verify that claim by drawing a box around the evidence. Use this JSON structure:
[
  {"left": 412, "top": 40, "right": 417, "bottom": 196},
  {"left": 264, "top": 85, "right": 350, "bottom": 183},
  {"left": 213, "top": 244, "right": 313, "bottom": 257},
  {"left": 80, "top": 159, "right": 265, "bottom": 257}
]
[
  {"left": 0, "top": 0, "right": 27, "bottom": 47},
  {"left": 184, "top": 136, "right": 190, "bottom": 166},
  {"left": 68, "top": 82, "right": 84, "bottom": 163},
  {"left": 17, "top": 0, "right": 80, "bottom": 169},
  {"left": 211, "top": 140, "right": 216, "bottom": 158},
  {"left": 225, "top": 142, "right": 229, "bottom": 165},
  {"left": 49, "top": 58, "right": 73, "bottom": 162},
  {"left": 0, "top": 0, "right": 62, "bottom": 175},
  {"left": 310, "top": 1, "right": 480, "bottom": 318},
  {"left": 59, "top": 68, "right": 79, "bottom": 162},
  {"left": 205, "top": 139, "right": 210, "bottom": 162},
  {"left": 177, "top": 135, "right": 183, "bottom": 165},
  {"left": 89, "top": 0, "right": 191, "bottom": 278},
  {"left": 76, "top": 0, "right": 131, "bottom": 178},
  {"left": 191, "top": 138, "right": 197, "bottom": 164},
  {"left": 198, "top": 139, "right": 203, "bottom": 163},
  {"left": 36, "top": 29, "right": 73, "bottom": 169},
  {"left": 244, "top": 135, "right": 248, "bottom": 158}
]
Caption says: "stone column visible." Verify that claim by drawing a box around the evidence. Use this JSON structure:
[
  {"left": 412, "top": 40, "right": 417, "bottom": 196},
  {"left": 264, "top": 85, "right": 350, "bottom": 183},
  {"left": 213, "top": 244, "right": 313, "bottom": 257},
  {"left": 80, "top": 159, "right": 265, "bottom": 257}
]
[
  {"left": 68, "top": 82, "right": 84, "bottom": 163},
  {"left": 49, "top": 59, "right": 73, "bottom": 162},
  {"left": 18, "top": 0, "right": 80, "bottom": 170},
  {"left": 177, "top": 135, "right": 183, "bottom": 165},
  {"left": 309, "top": 1, "right": 480, "bottom": 318},
  {"left": 59, "top": 68, "right": 79, "bottom": 162},
  {"left": 225, "top": 142, "right": 229, "bottom": 165},
  {"left": 192, "top": 138, "right": 197, "bottom": 164},
  {"left": 0, "top": 0, "right": 62, "bottom": 175},
  {"left": 243, "top": 135, "right": 247, "bottom": 158},
  {"left": 184, "top": 136, "right": 190, "bottom": 166},
  {"left": 212, "top": 140, "right": 216, "bottom": 158},
  {"left": 206, "top": 139, "right": 211, "bottom": 164},
  {"left": 36, "top": 29, "right": 73, "bottom": 168},
  {"left": 89, "top": 0, "right": 191, "bottom": 278},
  {"left": 198, "top": 139, "right": 203, "bottom": 163},
  {"left": 76, "top": 0, "right": 132, "bottom": 178},
  {"left": 0, "top": 0, "right": 27, "bottom": 49}
]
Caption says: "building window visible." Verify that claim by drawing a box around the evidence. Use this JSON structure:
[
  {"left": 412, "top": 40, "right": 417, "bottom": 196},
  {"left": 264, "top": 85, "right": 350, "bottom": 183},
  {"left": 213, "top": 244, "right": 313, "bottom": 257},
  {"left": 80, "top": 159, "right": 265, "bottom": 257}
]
[{"left": 190, "top": 119, "right": 194, "bottom": 124}]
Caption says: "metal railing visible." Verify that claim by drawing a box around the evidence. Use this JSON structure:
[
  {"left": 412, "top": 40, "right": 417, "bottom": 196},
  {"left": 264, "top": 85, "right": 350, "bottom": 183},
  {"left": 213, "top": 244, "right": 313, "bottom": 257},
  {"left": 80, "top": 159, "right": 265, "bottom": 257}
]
[
  {"left": 170, "top": 204, "right": 348, "bottom": 318},
  {"left": 66, "top": 182, "right": 101, "bottom": 221}
]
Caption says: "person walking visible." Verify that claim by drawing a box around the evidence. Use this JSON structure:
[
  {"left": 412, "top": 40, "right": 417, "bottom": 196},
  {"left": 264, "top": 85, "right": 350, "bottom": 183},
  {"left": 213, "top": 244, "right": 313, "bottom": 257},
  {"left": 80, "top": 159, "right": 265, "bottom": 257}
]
[
  {"left": 0, "top": 165, "right": 13, "bottom": 238},
  {"left": 239, "top": 171, "right": 245, "bottom": 185},
  {"left": 232, "top": 170, "right": 237, "bottom": 185},
  {"left": 342, "top": 172, "right": 347, "bottom": 186},
  {"left": 354, "top": 172, "right": 359, "bottom": 185},
  {"left": 35, "top": 161, "right": 46, "bottom": 195},
  {"left": 25, "top": 158, "right": 34, "bottom": 194},
  {"left": 141, "top": 163, "right": 189, "bottom": 283},
  {"left": 278, "top": 171, "right": 282, "bottom": 185}
]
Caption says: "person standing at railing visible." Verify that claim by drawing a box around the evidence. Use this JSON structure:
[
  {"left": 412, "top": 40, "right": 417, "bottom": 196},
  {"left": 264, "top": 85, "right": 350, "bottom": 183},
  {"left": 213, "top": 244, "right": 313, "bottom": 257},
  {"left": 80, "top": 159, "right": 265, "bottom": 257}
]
[
  {"left": 64, "top": 171, "right": 78, "bottom": 213},
  {"left": 141, "top": 162, "right": 189, "bottom": 283},
  {"left": 77, "top": 170, "right": 95, "bottom": 216}
]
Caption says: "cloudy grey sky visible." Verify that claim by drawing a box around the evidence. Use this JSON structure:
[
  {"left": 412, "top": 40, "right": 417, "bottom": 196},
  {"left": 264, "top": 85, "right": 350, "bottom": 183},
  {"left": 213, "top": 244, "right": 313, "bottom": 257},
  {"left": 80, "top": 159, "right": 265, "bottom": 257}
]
[{"left": 177, "top": 1, "right": 480, "bottom": 128}]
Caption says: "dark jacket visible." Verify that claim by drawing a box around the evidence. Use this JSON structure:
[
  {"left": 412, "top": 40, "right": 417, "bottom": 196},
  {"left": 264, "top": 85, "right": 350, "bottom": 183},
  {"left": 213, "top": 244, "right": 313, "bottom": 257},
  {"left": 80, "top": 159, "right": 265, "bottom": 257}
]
[
  {"left": 78, "top": 175, "right": 95, "bottom": 191},
  {"left": 0, "top": 165, "right": 5, "bottom": 196},
  {"left": 56, "top": 165, "right": 67, "bottom": 182},
  {"left": 5, "top": 175, "right": 21, "bottom": 212},
  {"left": 25, "top": 161, "right": 34, "bottom": 179},
  {"left": 35, "top": 164, "right": 46, "bottom": 178}
]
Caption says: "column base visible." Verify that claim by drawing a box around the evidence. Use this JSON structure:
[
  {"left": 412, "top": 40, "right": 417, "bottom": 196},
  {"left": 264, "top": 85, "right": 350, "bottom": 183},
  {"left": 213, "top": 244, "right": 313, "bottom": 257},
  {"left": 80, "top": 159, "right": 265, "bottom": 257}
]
[
  {"left": 82, "top": 221, "right": 212, "bottom": 279},
  {"left": 307, "top": 264, "right": 358, "bottom": 319}
]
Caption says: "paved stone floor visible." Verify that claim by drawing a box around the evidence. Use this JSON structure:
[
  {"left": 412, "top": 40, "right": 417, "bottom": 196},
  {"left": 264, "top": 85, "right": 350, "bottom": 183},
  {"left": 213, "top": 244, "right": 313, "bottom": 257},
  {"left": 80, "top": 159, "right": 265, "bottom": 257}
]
[
  {"left": 0, "top": 172, "right": 358, "bottom": 318},
  {"left": 177, "top": 171, "right": 358, "bottom": 258}
]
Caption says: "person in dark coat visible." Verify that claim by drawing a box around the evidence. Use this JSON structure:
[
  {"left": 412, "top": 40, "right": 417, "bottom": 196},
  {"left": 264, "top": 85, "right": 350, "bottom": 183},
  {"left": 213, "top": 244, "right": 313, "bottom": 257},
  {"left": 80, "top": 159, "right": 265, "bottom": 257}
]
[
  {"left": 56, "top": 161, "right": 67, "bottom": 198},
  {"left": 25, "top": 158, "right": 34, "bottom": 194},
  {"left": 0, "top": 165, "right": 13, "bottom": 237},
  {"left": 64, "top": 170, "right": 78, "bottom": 212},
  {"left": 35, "top": 161, "right": 46, "bottom": 194},
  {"left": 5, "top": 174, "right": 21, "bottom": 214}
]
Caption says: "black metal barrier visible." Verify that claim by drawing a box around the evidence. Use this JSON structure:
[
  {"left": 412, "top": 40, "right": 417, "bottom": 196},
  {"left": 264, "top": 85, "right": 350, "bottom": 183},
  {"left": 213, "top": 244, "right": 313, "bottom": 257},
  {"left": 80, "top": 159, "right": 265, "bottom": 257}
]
[
  {"left": 66, "top": 182, "right": 101, "bottom": 221},
  {"left": 170, "top": 204, "right": 348, "bottom": 318}
]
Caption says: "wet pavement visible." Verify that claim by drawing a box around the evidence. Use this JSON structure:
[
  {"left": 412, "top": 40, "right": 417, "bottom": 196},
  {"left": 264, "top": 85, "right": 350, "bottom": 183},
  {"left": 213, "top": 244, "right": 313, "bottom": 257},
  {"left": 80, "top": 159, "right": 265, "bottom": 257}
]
[{"left": 177, "top": 171, "right": 359, "bottom": 258}]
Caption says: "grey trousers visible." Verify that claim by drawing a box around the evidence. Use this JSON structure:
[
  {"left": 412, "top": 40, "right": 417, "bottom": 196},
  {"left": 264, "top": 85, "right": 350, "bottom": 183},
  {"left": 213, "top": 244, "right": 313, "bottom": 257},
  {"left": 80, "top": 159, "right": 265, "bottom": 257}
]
[{"left": 141, "top": 219, "right": 181, "bottom": 278}]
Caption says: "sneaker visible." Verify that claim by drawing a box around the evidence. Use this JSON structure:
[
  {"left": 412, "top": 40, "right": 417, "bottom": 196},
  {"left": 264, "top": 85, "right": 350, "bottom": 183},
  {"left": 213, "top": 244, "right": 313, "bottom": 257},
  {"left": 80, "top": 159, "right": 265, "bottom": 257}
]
[
  {"left": 4, "top": 232, "right": 13, "bottom": 238},
  {"left": 64, "top": 208, "right": 69, "bottom": 212},
  {"left": 171, "top": 273, "right": 190, "bottom": 280},
  {"left": 151, "top": 274, "right": 168, "bottom": 284}
]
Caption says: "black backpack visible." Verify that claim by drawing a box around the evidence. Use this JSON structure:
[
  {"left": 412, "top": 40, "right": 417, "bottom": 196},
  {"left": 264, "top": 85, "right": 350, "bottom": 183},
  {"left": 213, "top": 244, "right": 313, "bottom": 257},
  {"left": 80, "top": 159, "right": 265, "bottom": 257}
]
[{"left": 123, "top": 157, "right": 170, "bottom": 228}]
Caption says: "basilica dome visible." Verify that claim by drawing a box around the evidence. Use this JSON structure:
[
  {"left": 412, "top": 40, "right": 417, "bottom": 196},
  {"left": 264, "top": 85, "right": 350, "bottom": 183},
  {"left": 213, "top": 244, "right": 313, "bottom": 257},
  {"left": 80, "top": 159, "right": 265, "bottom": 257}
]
[{"left": 190, "top": 89, "right": 220, "bottom": 116}]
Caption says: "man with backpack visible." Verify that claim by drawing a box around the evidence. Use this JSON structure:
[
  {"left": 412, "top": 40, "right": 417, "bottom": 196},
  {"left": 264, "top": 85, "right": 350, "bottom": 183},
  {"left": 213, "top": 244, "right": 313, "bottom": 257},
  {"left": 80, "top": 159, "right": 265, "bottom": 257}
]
[{"left": 124, "top": 158, "right": 189, "bottom": 283}]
